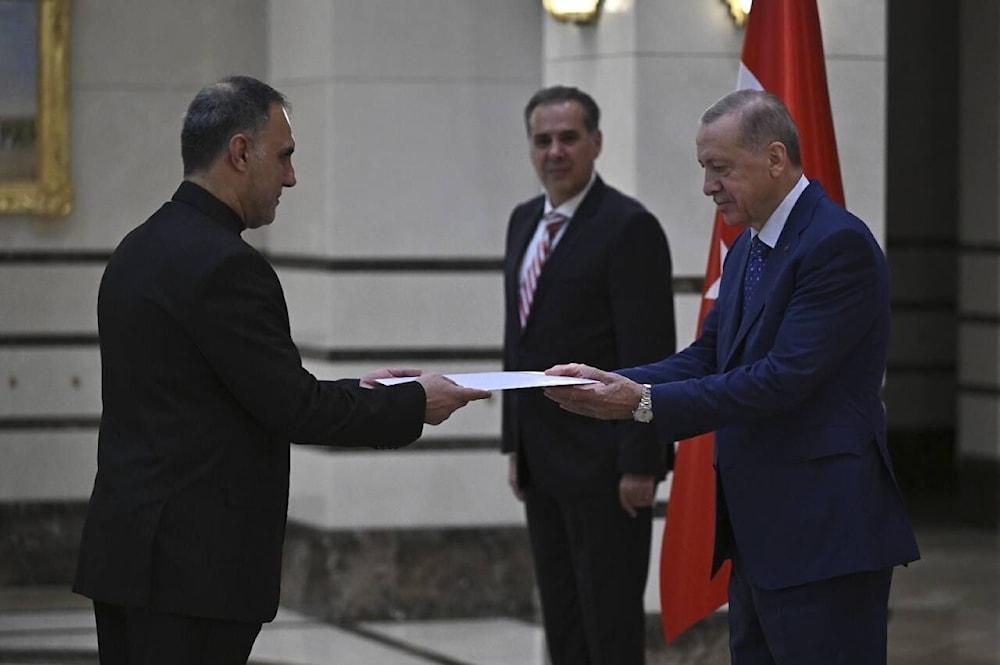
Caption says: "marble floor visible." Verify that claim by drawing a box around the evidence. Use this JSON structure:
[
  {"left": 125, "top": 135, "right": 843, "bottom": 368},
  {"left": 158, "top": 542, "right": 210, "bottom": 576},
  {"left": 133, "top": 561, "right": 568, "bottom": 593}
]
[{"left": 0, "top": 525, "right": 996, "bottom": 665}]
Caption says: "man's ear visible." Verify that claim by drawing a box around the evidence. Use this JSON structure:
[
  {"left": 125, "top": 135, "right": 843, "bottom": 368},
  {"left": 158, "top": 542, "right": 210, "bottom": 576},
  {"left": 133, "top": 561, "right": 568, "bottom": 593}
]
[
  {"left": 228, "top": 133, "right": 252, "bottom": 173},
  {"left": 766, "top": 140, "right": 788, "bottom": 177}
]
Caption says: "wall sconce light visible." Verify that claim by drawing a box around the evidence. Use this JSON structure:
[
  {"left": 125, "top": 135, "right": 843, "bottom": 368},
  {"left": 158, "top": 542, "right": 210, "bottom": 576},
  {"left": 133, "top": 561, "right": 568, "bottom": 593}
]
[
  {"left": 543, "top": 0, "right": 603, "bottom": 25},
  {"left": 722, "top": 0, "right": 753, "bottom": 27}
]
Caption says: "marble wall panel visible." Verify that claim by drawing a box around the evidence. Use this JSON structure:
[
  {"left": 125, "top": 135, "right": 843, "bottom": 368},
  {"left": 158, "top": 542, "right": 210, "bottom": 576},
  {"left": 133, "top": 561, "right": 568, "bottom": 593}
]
[
  {"left": 288, "top": 448, "right": 520, "bottom": 529},
  {"left": 958, "top": 394, "right": 1000, "bottom": 458},
  {"left": 887, "top": 310, "right": 957, "bottom": 367},
  {"left": 268, "top": 0, "right": 335, "bottom": 81},
  {"left": 634, "top": 56, "right": 742, "bottom": 278},
  {"left": 272, "top": 266, "right": 337, "bottom": 347},
  {"left": 328, "top": 0, "right": 542, "bottom": 81},
  {"left": 542, "top": 4, "right": 635, "bottom": 63},
  {"left": 313, "top": 82, "right": 538, "bottom": 258},
  {"left": 817, "top": 0, "right": 886, "bottom": 58},
  {"left": 0, "top": 433, "right": 97, "bottom": 501},
  {"left": 634, "top": 0, "right": 743, "bottom": 55},
  {"left": 888, "top": 248, "right": 958, "bottom": 305},
  {"left": 0, "top": 266, "right": 101, "bottom": 332},
  {"left": 826, "top": 58, "right": 887, "bottom": 241},
  {"left": 280, "top": 272, "right": 503, "bottom": 348},
  {"left": 674, "top": 293, "right": 701, "bottom": 350},
  {"left": 70, "top": 0, "right": 268, "bottom": 87},
  {"left": 959, "top": 255, "right": 1000, "bottom": 316},
  {"left": 0, "top": 350, "right": 101, "bottom": 418},
  {"left": 959, "top": 324, "right": 1000, "bottom": 388},
  {"left": 884, "top": 373, "right": 958, "bottom": 430}
]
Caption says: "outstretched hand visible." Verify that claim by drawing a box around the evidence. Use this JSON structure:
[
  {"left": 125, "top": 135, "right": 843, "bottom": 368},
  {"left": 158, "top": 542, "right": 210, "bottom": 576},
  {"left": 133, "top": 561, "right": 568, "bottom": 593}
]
[
  {"left": 416, "top": 374, "right": 492, "bottom": 425},
  {"left": 543, "top": 363, "right": 643, "bottom": 421}
]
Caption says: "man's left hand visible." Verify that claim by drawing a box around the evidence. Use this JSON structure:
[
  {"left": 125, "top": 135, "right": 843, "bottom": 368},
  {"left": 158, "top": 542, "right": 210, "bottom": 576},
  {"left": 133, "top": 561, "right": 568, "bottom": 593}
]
[
  {"left": 619, "top": 474, "right": 657, "bottom": 517},
  {"left": 543, "top": 363, "right": 643, "bottom": 420}
]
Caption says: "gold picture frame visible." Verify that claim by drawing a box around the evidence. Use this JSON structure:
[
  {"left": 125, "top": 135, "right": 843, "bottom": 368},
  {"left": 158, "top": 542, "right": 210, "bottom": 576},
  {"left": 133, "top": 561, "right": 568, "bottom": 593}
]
[{"left": 0, "top": 0, "right": 72, "bottom": 216}]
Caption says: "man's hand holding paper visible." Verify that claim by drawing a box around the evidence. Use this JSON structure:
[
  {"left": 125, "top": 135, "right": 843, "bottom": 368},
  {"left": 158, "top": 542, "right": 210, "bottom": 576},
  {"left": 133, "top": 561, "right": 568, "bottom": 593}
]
[{"left": 543, "top": 363, "right": 643, "bottom": 421}]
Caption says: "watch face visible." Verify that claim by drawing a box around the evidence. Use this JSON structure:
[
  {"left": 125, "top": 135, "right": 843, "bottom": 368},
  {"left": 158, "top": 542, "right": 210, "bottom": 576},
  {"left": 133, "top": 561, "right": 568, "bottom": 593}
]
[{"left": 634, "top": 408, "right": 653, "bottom": 423}]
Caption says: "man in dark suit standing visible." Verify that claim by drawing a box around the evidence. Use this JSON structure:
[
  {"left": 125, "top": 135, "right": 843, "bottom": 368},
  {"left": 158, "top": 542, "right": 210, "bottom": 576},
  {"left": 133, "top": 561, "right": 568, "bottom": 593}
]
[
  {"left": 73, "top": 76, "right": 490, "bottom": 665},
  {"left": 502, "top": 85, "right": 676, "bottom": 665},
  {"left": 546, "top": 89, "right": 920, "bottom": 665}
]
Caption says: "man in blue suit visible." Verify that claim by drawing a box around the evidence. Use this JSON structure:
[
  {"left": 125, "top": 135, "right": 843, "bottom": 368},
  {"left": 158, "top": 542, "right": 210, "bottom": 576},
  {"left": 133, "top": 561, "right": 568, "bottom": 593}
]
[{"left": 545, "top": 89, "right": 919, "bottom": 665}]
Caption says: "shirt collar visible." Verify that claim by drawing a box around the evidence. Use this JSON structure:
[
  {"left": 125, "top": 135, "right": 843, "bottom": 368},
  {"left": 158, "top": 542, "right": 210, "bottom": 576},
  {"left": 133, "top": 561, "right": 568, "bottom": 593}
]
[
  {"left": 543, "top": 170, "right": 598, "bottom": 220},
  {"left": 754, "top": 174, "right": 809, "bottom": 249}
]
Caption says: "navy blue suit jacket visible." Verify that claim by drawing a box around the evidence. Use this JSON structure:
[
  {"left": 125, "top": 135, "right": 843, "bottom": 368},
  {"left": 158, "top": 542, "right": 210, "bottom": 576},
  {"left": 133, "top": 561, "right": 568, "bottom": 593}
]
[{"left": 620, "top": 181, "right": 919, "bottom": 590}]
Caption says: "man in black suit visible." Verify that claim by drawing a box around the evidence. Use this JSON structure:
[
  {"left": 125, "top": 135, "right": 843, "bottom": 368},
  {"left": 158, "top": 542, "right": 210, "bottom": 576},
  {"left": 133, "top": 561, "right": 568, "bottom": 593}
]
[
  {"left": 502, "top": 86, "right": 676, "bottom": 664},
  {"left": 73, "top": 76, "right": 489, "bottom": 665}
]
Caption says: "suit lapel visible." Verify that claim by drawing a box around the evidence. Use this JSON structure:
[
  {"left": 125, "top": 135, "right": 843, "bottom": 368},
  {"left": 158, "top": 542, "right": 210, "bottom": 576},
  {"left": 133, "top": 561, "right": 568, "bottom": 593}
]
[
  {"left": 521, "top": 177, "right": 606, "bottom": 331},
  {"left": 511, "top": 204, "right": 543, "bottom": 269},
  {"left": 507, "top": 199, "right": 543, "bottom": 311},
  {"left": 723, "top": 181, "right": 824, "bottom": 369},
  {"left": 719, "top": 230, "right": 750, "bottom": 366}
]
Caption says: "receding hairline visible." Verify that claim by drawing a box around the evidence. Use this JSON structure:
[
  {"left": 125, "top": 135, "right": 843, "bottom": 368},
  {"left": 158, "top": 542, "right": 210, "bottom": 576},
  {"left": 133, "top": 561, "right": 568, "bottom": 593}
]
[{"left": 699, "top": 90, "right": 802, "bottom": 167}]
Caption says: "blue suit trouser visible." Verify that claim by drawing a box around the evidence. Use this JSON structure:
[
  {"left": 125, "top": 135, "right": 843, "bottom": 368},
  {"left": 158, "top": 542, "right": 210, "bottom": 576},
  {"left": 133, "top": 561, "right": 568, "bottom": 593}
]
[{"left": 727, "top": 552, "right": 893, "bottom": 665}]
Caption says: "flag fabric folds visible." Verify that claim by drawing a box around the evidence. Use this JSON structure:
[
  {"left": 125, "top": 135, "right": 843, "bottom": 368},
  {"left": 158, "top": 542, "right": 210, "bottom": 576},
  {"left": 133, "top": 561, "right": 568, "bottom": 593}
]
[{"left": 658, "top": 0, "right": 846, "bottom": 643}]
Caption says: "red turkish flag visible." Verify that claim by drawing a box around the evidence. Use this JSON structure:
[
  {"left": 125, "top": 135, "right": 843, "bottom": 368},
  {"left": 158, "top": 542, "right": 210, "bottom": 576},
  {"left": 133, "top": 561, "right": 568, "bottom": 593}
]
[{"left": 659, "top": 0, "right": 845, "bottom": 642}]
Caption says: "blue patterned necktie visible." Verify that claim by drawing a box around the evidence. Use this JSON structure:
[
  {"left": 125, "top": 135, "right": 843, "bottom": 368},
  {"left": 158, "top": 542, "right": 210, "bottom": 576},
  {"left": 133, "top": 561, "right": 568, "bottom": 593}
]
[{"left": 742, "top": 236, "right": 770, "bottom": 316}]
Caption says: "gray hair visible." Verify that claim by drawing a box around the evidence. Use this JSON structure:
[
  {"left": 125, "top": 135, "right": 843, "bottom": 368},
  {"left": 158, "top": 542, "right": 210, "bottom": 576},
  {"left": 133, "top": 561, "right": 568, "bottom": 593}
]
[
  {"left": 181, "top": 76, "right": 289, "bottom": 176},
  {"left": 701, "top": 89, "right": 802, "bottom": 167}
]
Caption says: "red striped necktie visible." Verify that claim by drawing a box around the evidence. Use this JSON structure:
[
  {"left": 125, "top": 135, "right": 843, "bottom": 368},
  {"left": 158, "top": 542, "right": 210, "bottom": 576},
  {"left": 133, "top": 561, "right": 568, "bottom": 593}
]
[{"left": 519, "top": 211, "right": 568, "bottom": 329}]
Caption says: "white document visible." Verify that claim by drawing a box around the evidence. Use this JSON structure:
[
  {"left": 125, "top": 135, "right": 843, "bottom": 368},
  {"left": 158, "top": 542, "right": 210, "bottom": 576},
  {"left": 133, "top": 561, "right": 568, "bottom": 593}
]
[{"left": 376, "top": 371, "right": 598, "bottom": 391}]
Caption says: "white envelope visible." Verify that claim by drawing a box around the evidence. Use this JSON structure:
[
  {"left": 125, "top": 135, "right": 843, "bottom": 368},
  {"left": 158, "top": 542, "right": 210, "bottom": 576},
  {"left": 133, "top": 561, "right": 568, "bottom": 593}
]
[{"left": 376, "top": 371, "right": 598, "bottom": 391}]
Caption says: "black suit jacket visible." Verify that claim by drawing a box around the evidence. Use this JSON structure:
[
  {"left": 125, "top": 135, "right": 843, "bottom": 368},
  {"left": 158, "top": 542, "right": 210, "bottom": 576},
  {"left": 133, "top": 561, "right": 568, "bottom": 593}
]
[
  {"left": 502, "top": 177, "right": 676, "bottom": 497},
  {"left": 74, "top": 182, "right": 427, "bottom": 623}
]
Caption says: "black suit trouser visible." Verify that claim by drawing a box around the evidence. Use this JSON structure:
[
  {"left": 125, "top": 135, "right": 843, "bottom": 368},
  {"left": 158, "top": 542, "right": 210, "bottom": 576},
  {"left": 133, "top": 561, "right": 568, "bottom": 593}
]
[
  {"left": 93, "top": 601, "right": 261, "bottom": 665},
  {"left": 524, "top": 486, "right": 652, "bottom": 665}
]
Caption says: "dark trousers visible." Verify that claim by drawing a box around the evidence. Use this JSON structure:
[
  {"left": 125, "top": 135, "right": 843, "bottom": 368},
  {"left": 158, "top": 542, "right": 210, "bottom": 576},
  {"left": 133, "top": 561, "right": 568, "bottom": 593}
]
[
  {"left": 524, "top": 487, "right": 652, "bottom": 665},
  {"left": 93, "top": 601, "right": 262, "bottom": 665},
  {"left": 727, "top": 553, "right": 893, "bottom": 665}
]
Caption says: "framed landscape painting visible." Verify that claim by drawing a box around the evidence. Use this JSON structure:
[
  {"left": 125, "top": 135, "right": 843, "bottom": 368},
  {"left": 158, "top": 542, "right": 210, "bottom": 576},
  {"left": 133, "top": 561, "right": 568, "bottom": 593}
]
[{"left": 0, "top": 0, "right": 71, "bottom": 216}]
